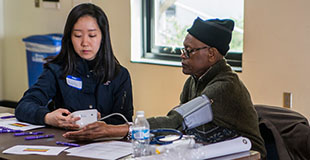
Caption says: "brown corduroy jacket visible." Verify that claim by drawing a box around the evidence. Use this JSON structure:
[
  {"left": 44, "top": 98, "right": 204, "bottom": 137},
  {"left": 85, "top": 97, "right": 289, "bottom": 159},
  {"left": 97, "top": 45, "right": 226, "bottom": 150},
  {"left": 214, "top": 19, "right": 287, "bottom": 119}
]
[{"left": 148, "top": 59, "right": 266, "bottom": 158}]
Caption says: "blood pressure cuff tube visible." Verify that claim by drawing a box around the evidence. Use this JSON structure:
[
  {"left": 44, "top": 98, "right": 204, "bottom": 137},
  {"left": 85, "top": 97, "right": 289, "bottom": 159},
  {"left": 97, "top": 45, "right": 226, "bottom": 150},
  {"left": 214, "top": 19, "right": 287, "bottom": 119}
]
[{"left": 174, "top": 95, "right": 213, "bottom": 130}]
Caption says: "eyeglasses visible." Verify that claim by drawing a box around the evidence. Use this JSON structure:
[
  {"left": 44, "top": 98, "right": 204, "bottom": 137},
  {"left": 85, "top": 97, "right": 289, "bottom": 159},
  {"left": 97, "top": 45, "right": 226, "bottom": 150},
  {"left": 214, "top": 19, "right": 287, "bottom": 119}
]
[{"left": 181, "top": 46, "right": 210, "bottom": 58}]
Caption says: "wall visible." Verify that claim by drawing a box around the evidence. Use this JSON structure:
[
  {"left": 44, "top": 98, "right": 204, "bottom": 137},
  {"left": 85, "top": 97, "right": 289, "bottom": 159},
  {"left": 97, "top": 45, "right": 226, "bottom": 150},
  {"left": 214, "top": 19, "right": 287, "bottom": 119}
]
[
  {"left": 1, "top": 0, "right": 185, "bottom": 117},
  {"left": 99, "top": 1, "right": 187, "bottom": 117},
  {"left": 2, "top": 0, "right": 70, "bottom": 102},
  {"left": 0, "top": 0, "right": 3, "bottom": 100},
  {"left": 1, "top": 0, "right": 310, "bottom": 119},
  {"left": 240, "top": 0, "right": 310, "bottom": 118}
]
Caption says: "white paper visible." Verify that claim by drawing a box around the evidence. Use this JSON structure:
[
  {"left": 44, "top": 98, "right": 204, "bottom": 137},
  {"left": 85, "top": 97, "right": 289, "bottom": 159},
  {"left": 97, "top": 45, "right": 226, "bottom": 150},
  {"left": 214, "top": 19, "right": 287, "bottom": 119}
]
[
  {"left": 0, "top": 113, "right": 15, "bottom": 121},
  {"left": 138, "top": 136, "right": 252, "bottom": 160},
  {"left": 211, "top": 151, "right": 250, "bottom": 160},
  {"left": 0, "top": 113, "right": 14, "bottom": 118},
  {"left": 66, "top": 141, "right": 132, "bottom": 160},
  {"left": 2, "top": 145, "right": 68, "bottom": 156},
  {"left": 0, "top": 119, "right": 44, "bottom": 131},
  {"left": 195, "top": 136, "right": 252, "bottom": 159}
]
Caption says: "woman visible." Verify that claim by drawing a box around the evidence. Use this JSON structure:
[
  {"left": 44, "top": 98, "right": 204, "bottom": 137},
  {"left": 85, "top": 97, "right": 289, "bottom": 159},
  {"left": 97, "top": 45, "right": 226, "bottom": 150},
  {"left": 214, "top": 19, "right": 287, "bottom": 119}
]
[{"left": 15, "top": 3, "right": 133, "bottom": 130}]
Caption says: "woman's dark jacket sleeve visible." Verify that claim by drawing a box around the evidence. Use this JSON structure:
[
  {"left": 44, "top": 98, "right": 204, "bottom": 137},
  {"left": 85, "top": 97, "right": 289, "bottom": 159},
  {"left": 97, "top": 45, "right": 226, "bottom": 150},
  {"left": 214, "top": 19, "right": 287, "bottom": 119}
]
[{"left": 15, "top": 67, "right": 58, "bottom": 125}]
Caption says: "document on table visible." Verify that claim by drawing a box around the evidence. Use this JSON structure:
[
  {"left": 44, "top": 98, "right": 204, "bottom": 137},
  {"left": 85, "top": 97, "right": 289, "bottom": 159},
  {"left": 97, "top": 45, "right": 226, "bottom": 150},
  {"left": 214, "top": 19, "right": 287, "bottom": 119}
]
[
  {"left": 195, "top": 136, "right": 252, "bottom": 159},
  {"left": 0, "top": 113, "right": 14, "bottom": 118},
  {"left": 2, "top": 145, "right": 68, "bottom": 156},
  {"left": 139, "top": 136, "right": 252, "bottom": 160},
  {"left": 66, "top": 141, "right": 132, "bottom": 160},
  {"left": 0, "top": 119, "right": 44, "bottom": 131}
]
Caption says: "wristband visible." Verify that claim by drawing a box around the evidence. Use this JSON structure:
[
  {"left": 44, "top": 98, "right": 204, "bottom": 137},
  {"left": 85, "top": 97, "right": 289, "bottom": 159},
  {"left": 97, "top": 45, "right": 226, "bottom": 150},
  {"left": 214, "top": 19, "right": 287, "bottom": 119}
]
[{"left": 125, "top": 122, "right": 133, "bottom": 140}]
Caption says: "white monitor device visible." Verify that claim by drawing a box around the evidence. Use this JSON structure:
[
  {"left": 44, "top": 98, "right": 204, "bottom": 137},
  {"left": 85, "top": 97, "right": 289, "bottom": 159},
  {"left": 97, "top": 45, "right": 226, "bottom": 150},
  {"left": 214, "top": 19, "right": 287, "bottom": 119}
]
[{"left": 71, "top": 109, "right": 98, "bottom": 128}]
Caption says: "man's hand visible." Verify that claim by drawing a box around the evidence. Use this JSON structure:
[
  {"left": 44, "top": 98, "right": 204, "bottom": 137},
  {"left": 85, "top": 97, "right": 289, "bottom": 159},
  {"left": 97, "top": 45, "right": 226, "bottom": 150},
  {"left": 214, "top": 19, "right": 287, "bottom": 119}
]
[
  {"left": 44, "top": 108, "right": 80, "bottom": 130},
  {"left": 63, "top": 121, "right": 129, "bottom": 141},
  {"left": 97, "top": 112, "right": 101, "bottom": 120}
]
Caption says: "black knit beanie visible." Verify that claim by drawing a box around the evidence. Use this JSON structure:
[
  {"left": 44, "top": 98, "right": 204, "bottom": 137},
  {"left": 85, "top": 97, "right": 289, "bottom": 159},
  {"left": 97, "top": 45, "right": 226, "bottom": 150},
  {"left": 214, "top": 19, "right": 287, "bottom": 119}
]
[{"left": 187, "top": 17, "right": 234, "bottom": 56}]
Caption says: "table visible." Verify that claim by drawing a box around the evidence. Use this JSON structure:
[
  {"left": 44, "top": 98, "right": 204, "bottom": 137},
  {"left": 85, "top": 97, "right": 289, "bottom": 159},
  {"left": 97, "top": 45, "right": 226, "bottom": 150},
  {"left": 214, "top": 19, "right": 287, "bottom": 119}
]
[
  {"left": 0, "top": 125, "right": 260, "bottom": 160},
  {"left": 0, "top": 127, "right": 88, "bottom": 160}
]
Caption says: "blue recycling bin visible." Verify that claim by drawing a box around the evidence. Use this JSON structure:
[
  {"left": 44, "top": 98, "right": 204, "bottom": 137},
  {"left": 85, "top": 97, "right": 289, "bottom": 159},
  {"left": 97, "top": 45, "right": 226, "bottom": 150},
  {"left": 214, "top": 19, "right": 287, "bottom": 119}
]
[{"left": 22, "top": 33, "right": 63, "bottom": 87}]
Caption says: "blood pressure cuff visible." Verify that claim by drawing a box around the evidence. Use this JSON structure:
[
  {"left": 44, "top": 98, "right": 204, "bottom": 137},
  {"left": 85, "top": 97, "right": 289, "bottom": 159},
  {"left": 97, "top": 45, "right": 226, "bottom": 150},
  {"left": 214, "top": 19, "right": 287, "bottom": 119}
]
[{"left": 174, "top": 95, "right": 213, "bottom": 130}]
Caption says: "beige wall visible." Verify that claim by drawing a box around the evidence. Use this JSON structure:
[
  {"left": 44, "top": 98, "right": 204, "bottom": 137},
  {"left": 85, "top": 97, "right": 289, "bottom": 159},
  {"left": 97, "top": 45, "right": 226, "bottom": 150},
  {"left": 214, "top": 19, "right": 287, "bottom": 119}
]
[
  {"left": 240, "top": 0, "right": 310, "bottom": 118},
  {"left": 2, "top": 0, "right": 69, "bottom": 102},
  {"left": 100, "top": 1, "right": 187, "bottom": 117},
  {"left": 0, "top": 0, "right": 3, "bottom": 100},
  {"left": 1, "top": 0, "right": 310, "bottom": 119}
]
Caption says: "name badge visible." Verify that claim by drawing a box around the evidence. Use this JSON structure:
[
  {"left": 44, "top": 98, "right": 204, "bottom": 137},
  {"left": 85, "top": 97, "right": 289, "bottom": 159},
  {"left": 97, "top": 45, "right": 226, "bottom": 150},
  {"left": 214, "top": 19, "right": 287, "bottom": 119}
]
[{"left": 66, "top": 75, "right": 82, "bottom": 90}]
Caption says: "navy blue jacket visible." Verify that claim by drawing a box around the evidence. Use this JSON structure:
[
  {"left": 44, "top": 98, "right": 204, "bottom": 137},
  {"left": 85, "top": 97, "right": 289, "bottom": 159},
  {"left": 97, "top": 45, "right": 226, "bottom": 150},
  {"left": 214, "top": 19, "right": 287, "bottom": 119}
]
[{"left": 15, "top": 59, "right": 133, "bottom": 125}]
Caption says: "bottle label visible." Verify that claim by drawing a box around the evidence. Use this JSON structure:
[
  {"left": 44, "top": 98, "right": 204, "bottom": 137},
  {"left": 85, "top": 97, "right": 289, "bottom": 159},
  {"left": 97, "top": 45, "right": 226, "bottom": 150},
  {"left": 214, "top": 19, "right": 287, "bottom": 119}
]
[{"left": 131, "top": 129, "right": 150, "bottom": 140}]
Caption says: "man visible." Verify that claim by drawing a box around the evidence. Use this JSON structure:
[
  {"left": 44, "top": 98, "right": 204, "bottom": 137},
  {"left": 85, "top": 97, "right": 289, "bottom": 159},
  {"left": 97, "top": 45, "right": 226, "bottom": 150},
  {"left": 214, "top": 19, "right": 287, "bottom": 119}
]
[{"left": 63, "top": 17, "right": 266, "bottom": 158}]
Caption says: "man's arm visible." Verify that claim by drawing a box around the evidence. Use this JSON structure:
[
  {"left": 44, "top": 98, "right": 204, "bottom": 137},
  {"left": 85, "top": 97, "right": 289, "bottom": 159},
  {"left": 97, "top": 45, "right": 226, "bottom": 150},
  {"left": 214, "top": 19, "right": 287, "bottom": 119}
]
[
  {"left": 63, "top": 110, "right": 184, "bottom": 141},
  {"left": 147, "top": 110, "right": 183, "bottom": 131},
  {"left": 63, "top": 121, "right": 129, "bottom": 140}
]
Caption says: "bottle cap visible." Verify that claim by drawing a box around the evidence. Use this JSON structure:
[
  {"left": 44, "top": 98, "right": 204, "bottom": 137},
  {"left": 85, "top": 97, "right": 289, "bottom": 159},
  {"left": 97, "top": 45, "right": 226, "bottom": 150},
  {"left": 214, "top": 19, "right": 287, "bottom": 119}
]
[{"left": 136, "top": 111, "right": 145, "bottom": 116}]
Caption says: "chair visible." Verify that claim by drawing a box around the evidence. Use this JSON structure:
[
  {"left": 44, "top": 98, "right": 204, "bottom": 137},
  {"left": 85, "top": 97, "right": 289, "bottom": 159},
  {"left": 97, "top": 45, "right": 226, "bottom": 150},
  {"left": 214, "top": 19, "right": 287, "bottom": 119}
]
[{"left": 254, "top": 104, "right": 310, "bottom": 160}]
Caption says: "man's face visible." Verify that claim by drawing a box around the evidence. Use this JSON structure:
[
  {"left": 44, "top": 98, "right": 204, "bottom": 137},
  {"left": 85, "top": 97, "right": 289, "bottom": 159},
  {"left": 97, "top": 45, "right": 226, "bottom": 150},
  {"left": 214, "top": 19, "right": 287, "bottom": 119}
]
[{"left": 181, "top": 34, "right": 212, "bottom": 77}]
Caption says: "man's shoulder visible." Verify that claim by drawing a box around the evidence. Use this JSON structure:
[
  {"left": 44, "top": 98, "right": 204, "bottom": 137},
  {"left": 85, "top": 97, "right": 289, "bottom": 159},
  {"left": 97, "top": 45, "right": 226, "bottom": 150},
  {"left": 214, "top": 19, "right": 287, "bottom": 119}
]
[{"left": 214, "top": 69, "right": 240, "bottom": 83}]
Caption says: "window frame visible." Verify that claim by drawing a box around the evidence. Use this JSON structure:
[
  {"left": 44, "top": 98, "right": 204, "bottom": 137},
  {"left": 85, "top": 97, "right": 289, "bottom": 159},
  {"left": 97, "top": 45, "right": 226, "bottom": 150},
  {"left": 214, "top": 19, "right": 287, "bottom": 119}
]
[{"left": 130, "top": 0, "right": 242, "bottom": 72}]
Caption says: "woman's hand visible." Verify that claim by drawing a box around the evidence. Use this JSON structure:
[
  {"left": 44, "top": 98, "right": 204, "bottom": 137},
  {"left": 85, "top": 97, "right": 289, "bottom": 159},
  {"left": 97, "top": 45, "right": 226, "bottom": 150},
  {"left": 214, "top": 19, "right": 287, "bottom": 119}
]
[
  {"left": 63, "top": 121, "right": 129, "bottom": 141},
  {"left": 44, "top": 108, "right": 80, "bottom": 130}
]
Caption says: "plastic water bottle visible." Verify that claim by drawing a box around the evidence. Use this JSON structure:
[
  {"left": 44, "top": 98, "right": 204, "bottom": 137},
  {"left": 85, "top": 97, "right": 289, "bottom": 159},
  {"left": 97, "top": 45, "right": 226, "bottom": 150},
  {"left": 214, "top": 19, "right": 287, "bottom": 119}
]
[{"left": 132, "top": 111, "right": 150, "bottom": 157}]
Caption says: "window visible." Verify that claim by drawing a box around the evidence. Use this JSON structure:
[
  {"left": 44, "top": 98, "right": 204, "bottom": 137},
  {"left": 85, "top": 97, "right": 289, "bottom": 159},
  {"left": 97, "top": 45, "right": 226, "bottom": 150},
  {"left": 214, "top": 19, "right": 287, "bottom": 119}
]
[{"left": 131, "top": 0, "right": 243, "bottom": 71}]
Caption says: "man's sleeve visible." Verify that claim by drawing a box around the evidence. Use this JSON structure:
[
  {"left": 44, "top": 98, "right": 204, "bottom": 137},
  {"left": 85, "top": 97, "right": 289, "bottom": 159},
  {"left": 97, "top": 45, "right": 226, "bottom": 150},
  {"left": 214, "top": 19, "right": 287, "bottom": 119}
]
[{"left": 147, "top": 110, "right": 183, "bottom": 131}]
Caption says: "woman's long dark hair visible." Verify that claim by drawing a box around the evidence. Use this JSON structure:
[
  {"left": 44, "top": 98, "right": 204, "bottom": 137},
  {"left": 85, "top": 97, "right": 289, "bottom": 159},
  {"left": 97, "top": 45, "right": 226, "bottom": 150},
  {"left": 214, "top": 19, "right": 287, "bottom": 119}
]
[{"left": 47, "top": 3, "right": 119, "bottom": 83}]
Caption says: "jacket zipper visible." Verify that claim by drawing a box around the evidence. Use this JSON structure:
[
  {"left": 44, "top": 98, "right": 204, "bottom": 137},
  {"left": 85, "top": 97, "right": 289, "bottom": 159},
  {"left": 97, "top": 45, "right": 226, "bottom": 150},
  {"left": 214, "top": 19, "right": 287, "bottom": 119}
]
[{"left": 121, "top": 91, "right": 127, "bottom": 110}]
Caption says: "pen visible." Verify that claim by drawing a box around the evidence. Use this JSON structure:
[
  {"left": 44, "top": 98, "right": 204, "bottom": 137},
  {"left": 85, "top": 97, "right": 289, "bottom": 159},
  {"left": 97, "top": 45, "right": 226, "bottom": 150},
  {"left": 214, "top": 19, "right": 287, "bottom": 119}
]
[
  {"left": 14, "top": 131, "right": 44, "bottom": 136},
  {"left": 25, "top": 134, "right": 54, "bottom": 140},
  {"left": 0, "top": 127, "right": 11, "bottom": 130},
  {"left": 56, "top": 141, "right": 80, "bottom": 147},
  {"left": 0, "top": 115, "right": 15, "bottom": 119},
  {"left": 0, "top": 127, "right": 8, "bottom": 131},
  {"left": 0, "top": 129, "right": 22, "bottom": 133}
]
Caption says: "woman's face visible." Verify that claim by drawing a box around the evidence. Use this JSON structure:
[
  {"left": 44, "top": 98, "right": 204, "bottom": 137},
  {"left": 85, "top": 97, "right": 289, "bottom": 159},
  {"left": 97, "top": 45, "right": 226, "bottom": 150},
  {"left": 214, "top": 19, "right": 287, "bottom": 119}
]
[{"left": 71, "top": 15, "right": 102, "bottom": 60}]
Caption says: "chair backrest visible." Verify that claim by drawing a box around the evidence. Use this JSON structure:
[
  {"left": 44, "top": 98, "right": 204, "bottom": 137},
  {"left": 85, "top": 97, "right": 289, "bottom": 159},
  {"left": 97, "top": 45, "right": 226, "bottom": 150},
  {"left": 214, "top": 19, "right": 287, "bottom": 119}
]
[{"left": 254, "top": 104, "right": 310, "bottom": 160}]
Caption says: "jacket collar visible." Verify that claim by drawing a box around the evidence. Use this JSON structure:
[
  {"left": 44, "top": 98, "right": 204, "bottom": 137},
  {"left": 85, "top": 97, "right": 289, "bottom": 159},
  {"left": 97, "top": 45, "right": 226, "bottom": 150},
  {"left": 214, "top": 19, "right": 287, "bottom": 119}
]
[
  {"left": 75, "top": 57, "right": 91, "bottom": 75},
  {"left": 193, "top": 59, "right": 232, "bottom": 84}
]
